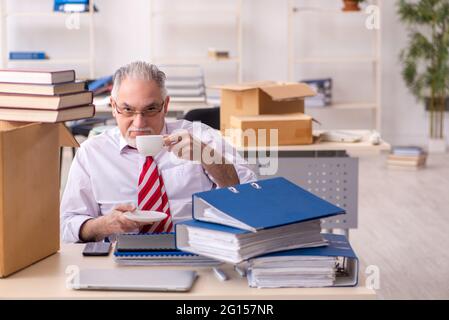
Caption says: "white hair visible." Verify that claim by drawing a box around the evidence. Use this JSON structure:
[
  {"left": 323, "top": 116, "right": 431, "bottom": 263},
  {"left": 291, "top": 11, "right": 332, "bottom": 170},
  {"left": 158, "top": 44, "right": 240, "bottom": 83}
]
[{"left": 111, "top": 61, "right": 167, "bottom": 100}]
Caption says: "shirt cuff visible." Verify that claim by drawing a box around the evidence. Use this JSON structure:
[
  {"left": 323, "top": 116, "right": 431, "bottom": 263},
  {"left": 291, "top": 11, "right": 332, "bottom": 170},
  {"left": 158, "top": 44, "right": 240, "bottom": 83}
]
[{"left": 62, "top": 215, "right": 94, "bottom": 243}]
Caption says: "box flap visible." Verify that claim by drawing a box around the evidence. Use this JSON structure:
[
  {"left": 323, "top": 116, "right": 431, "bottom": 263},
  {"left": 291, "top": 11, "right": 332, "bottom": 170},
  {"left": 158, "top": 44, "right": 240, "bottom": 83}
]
[
  {"left": 213, "top": 81, "right": 277, "bottom": 91},
  {"left": 58, "top": 123, "right": 79, "bottom": 147},
  {"left": 0, "top": 120, "right": 36, "bottom": 132},
  {"left": 260, "top": 83, "right": 316, "bottom": 101}
]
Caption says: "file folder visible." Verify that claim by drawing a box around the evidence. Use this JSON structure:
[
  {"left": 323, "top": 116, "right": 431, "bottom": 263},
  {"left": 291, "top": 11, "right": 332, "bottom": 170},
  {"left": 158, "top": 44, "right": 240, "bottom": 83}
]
[{"left": 192, "top": 177, "right": 345, "bottom": 232}]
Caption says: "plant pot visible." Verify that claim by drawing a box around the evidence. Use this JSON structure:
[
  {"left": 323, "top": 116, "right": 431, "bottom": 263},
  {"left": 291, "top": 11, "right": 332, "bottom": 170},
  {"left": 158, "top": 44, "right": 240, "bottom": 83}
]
[
  {"left": 428, "top": 138, "right": 447, "bottom": 154},
  {"left": 425, "top": 97, "right": 449, "bottom": 112},
  {"left": 342, "top": 0, "right": 361, "bottom": 12}
]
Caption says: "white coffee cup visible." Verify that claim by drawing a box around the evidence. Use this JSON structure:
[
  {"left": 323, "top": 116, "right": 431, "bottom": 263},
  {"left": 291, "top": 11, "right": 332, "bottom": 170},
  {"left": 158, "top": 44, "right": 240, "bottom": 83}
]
[{"left": 136, "top": 135, "right": 164, "bottom": 156}]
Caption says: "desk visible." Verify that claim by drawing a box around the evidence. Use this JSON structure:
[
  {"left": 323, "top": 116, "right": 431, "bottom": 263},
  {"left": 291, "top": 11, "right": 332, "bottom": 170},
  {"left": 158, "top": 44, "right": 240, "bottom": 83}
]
[
  {"left": 0, "top": 244, "right": 376, "bottom": 300},
  {"left": 228, "top": 131, "right": 390, "bottom": 233},
  {"left": 230, "top": 130, "right": 390, "bottom": 155}
]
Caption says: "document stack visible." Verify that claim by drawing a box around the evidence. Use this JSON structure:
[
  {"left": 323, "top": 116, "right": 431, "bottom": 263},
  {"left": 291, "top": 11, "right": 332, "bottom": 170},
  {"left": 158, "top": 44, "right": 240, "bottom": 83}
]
[
  {"left": 246, "top": 233, "right": 359, "bottom": 288},
  {"left": 176, "top": 177, "right": 345, "bottom": 264},
  {"left": 301, "top": 78, "right": 332, "bottom": 108},
  {"left": 0, "top": 69, "right": 95, "bottom": 123},
  {"left": 162, "top": 65, "right": 207, "bottom": 103},
  {"left": 114, "top": 233, "right": 221, "bottom": 267},
  {"left": 387, "top": 146, "right": 427, "bottom": 170}
]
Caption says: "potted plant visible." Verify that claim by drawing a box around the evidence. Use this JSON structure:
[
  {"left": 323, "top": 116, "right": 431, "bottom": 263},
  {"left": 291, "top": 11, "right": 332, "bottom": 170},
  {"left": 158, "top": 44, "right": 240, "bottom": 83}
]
[
  {"left": 342, "top": 0, "right": 365, "bottom": 12},
  {"left": 398, "top": 0, "right": 449, "bottom": 153}
]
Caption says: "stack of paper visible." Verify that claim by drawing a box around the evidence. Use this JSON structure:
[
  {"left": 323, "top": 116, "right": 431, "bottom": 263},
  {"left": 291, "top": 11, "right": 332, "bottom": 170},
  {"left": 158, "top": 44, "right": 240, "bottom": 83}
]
[
  {"left": 114, "top": 233, "right": 221, "bottom": 267},
  {"left": 247, "top": 256, "right": 337, "bottom": 288},
  {"left": 178, "top": 220, "right": 326, "bottom": 264},
  {"left": 246, "top": 233, "right": 359, "bottom": 288}
]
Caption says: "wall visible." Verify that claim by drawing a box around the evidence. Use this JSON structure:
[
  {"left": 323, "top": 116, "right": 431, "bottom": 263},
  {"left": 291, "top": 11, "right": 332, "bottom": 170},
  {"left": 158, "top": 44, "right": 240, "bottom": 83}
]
[{"left": 2, "top": 0, "right": 448, "bottom": 146}]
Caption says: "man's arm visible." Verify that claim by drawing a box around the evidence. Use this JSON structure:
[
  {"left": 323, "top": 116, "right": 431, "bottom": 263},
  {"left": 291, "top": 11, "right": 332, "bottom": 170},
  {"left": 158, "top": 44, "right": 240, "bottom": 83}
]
[
  {"left": 201, "top": 159, "right": 240, "bottom": 187},
  {"left": 61, "top": 146, "right": 148, "bottom": 243},
  {"left": 60, "top": 147, "right": 102, "bottom": 243},
  {"left": 164, "top": 129, "right": 255, "bottom": 188}
]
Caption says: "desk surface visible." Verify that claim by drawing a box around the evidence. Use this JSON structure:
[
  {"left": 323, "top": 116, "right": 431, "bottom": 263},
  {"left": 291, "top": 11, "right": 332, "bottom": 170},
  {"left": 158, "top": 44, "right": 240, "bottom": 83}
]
[
  {"left": 228, "top": 130, "right": 390, "bottom": 155},
  {"left": 0, "top": 244, "right": 376, "bottom": 300}
]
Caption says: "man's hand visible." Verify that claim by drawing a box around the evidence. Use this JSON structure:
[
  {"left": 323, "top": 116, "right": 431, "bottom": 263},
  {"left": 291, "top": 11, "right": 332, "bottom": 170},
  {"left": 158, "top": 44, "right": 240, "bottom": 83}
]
[
  {"left": 79, "top": 203, "right": 152, "bottom": 242},
  {"left": 163, "top": 131, "right": 239, "bottom": 188},
  {"left": 164, "top": 131, "right": 204, "bottom": 162},
  {"left": 100, "top": 203, "right": 150, "bottom": 235}
]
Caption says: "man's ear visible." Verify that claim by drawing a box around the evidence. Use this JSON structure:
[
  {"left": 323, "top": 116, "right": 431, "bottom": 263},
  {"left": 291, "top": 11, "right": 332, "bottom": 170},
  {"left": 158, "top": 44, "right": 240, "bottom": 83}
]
[
  {"left": 163, "top": 96, "right": 170, "bottom": 114},
  {"left": 110, "top": 97, "right": 117, "bottom": 117}
]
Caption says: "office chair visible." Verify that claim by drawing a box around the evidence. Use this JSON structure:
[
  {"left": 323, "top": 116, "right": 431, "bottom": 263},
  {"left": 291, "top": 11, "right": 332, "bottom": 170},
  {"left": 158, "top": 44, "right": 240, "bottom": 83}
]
[{"left": 184, "top": 107, "right": 220, "bottom": 130}]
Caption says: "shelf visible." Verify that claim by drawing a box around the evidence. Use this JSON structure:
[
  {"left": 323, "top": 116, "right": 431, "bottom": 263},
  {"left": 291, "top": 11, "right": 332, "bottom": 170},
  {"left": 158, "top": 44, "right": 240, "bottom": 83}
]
[
  {"left": 5, "top": 12, "right": 92, "bottom": 18},
  {"left": 8, "top": 58, "right": 91, "bottom": 64},
  {"left": 153, "top": 57, "right": 240, "bottom": 64},
  {"left": 1, "top": 1, "right": 96, "bottom": 78},
  {"left": 295, "top": 56, "right": 378, "bottom": 64},
  {"left": 151, "top": 10, "right": 240, "bottom": 17},
  {"left": 150, "top": 0, "right": 243, "bottom": 82},
  {"left": 292, "top": 7, "right": 367, "bottom": 14},
  {"left": 306, "top": 103, "right": 378, "bottom": 111}
]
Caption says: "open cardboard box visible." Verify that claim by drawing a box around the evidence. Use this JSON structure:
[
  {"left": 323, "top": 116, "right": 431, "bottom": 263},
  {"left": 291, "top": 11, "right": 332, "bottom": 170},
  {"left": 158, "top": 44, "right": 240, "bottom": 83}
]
[
  {"left": 0, "top": 121, "right": 78, "bottom": 277},
  {"left": 216, "top": 81, "right": 316, "bottom": 132}
]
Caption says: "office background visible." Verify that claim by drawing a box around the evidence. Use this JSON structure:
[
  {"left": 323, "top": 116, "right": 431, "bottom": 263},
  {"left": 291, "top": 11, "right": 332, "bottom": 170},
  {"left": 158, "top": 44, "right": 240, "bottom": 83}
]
[{"left": 1, "top": 0, "right": 448, "bottom": 299}]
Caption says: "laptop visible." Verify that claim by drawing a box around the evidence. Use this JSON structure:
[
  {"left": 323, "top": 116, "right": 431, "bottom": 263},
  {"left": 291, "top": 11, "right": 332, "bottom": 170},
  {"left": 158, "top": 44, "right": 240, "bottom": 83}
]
[{"left": 69, "top": 269, "right": 198, "bottom": 292}]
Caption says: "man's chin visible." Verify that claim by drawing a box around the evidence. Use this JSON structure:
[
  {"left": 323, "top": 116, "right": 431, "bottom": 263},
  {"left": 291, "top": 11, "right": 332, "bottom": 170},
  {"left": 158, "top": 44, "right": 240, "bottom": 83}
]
[{"left": 126, "top": 137, "right": 137, "bottom": 148}]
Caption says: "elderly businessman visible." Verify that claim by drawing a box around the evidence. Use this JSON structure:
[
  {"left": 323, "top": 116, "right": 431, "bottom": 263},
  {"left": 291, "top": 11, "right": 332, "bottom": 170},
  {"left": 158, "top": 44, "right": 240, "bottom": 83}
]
[{"left": 61, "top": 61, "right": 256, "bottom": 243}]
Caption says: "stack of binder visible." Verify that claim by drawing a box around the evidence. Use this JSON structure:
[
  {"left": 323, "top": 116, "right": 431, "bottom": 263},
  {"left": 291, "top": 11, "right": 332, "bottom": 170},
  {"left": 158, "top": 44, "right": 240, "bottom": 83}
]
[
  {"left": 175, "top": 177, "right": 345, "bottom": 264},
  {"left": 114, "top": 233, "right": 221, "bottom": 267},
  {"left": 246, "top": 233, "right": 359, "bottom": 288}
]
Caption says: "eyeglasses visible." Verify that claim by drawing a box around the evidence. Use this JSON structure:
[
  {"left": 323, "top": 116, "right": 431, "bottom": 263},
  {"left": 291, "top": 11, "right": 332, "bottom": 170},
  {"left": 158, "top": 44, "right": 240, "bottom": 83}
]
[{"left": 112, "top": 100, "right": 165, "bottom": 118}]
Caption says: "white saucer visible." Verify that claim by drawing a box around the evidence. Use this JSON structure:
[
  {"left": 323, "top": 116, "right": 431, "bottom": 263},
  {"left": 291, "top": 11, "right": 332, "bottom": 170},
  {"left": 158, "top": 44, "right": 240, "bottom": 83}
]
[{"left": 124, "top": 210, "right": 167, "bottom": 223}]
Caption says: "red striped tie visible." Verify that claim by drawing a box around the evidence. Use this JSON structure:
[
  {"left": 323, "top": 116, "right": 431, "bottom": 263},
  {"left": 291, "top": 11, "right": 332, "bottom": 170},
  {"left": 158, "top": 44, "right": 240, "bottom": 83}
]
[{"left": 138, "top": 156, "right": 173, "bottom": 233}]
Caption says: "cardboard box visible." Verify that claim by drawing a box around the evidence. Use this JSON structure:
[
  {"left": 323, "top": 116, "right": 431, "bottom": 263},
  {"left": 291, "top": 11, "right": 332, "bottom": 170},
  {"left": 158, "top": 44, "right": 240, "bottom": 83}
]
[
  {"left": 218, "top": 81, "right": 316, "bottom": 132},
  {"left": 0, "top": 121, "right": 78, "bottom": 277},
  {"left": 229, "top": 113, "right": 313, "bottom": 147}
]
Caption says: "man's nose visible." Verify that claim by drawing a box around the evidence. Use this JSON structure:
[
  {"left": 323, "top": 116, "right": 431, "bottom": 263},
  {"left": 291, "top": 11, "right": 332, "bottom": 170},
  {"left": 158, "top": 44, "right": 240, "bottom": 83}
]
[{"left": 132, "top": 113, "right": 146, "bottom": 128}]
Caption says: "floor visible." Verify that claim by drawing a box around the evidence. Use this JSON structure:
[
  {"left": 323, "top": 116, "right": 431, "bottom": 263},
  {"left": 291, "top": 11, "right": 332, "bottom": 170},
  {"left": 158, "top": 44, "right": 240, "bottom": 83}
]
[
  {"left": 352, "top": 152, "right": 449, "bottom": 299},
  {"left": 60, "top": 146, "right": 449, "bottom": 299}
]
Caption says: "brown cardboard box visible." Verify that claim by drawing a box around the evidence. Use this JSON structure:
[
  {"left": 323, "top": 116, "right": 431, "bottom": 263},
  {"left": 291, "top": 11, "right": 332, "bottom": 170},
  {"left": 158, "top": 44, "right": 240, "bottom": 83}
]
[
  {"left": 229, "top": 113, "right": 313, "bottom": 147},
  {"left": 218, "top": 81, "right": 316, "bottom": 132},
  {"left": 0, "top": 121, "right": 78, "bottom": 277}
]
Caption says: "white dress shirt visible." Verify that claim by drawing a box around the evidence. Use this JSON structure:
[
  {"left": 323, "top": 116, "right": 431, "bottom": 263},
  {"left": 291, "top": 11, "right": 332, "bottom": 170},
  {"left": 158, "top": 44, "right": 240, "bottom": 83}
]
[{"left": 60, "top": 119, "right": 257, "bottom": 243}]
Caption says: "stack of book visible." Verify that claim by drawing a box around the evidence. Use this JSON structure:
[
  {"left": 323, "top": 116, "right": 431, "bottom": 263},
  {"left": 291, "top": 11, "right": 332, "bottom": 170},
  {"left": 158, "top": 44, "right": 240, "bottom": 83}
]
[
  {"left": 175, "top": 177, "right": 345, "bottom": 264},
  {"left": 387, "top": 146, "right": 427, "bottom": 170},
  {"left": 0, "top": 69, "right": 95, "bottom": 123}
]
